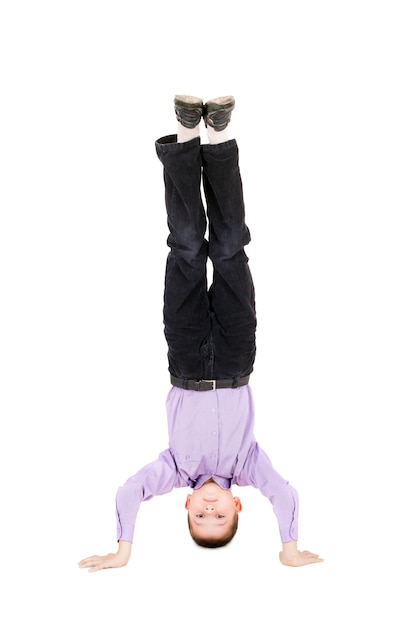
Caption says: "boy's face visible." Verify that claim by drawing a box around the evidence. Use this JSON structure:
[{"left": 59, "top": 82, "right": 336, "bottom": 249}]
[{"left": 185, "top": 479, "right": 242, "bottom": 541}]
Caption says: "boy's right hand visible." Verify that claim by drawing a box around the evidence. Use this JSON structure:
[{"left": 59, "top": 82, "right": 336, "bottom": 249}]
[{"left": 78, "top": 540, "right": 132, "bottom": 573}]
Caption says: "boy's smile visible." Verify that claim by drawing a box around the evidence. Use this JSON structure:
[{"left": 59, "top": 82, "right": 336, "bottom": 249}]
[{"left": 185, "top": 479, "right": 242, "bottom": 539}]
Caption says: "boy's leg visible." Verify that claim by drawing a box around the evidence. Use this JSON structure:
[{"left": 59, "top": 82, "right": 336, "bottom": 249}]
[
  {"left": 155, "top": 134, "right": 211, "bottom": 380},
  {"left": 201, "top": 138, "right": 257, "bottom": 380}
]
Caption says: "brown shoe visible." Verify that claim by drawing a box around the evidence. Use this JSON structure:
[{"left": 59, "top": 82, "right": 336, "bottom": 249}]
[
  {"left": 204, "top": 96, "right": 235, "bottom": 131},
  {"left": 174, "top": 95, "right": 204, "bottom": 129}
]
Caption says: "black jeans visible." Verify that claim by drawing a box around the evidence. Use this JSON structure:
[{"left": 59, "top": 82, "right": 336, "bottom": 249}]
[{"left": 155, "top": 135, "right": 257, "bottom": 382}]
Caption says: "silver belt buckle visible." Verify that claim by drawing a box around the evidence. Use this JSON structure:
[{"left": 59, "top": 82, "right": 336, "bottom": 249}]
[{"left": 202, "top": 379, "right": 216, "bottom": 391}]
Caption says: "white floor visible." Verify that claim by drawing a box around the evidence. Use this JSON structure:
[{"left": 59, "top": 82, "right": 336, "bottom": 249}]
[{"left": 1, "top": 1, "right": 416, "bottom": 624}]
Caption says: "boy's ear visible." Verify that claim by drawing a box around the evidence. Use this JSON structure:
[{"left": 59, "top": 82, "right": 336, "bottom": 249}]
[
  {"left": 185, "top": 494, "right": 192, "bottom": 509},
  {"left": 234, "top": 496, "right": 243, "bottom": 512}
]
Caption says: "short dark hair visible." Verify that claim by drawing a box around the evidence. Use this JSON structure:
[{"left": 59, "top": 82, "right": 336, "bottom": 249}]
[{"left": 187, "top": 512, "right": 239, "bottom": 548}]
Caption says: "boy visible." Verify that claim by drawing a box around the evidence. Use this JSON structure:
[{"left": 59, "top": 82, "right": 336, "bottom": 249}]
[{"left": 79, "top": 95, "right": 323, "bottom": 572}]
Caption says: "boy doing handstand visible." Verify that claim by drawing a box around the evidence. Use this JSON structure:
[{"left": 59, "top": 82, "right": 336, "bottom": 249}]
[{"left": 79, "top": 95, "right": 323, "bottom": 572}]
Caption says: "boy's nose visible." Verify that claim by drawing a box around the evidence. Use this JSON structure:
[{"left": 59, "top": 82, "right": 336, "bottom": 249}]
[{"left": 204, "top": 504, "right": 215, "bottom": 512}]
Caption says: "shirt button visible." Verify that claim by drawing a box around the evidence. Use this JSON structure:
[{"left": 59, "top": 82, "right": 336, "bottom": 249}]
[
  {"left": 210, "top": 454, "right": 216, "bottom": 459},
  {"left": 211, "top": 408, "right": 216, "bottom": 413},
  {"left": 185, "top": 455, "right": 190, "bottom": 460},
  {"left": 211, "top": 431, "right": 217, "bottom": 437}
]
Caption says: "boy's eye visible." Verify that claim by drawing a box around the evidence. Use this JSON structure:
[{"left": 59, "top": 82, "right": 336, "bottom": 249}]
[
  {"left": 196, "top": 514, "right": 204, "bottom": 518},
  {"left": 216, "top": 515, "right": 225, "bottom": 519}
]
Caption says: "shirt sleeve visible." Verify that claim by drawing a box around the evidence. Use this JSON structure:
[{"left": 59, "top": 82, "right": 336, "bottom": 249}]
[
  {"left": 116, "top": 449, "right": 179, "bottom": 543},
  {"left": 235, "top": 442, "right": 299, "bottom": 543}
]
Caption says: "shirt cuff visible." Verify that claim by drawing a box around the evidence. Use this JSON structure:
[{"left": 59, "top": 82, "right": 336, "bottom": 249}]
[{"left": 117, "top": 521, "right": 135, "bottom": 543}]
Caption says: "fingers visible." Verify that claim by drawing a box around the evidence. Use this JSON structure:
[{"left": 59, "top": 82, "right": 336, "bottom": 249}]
[
  {"left": 78, "top": 555, "right": 99, "bottom": 567},
  {"left": 78, "top": 555, "right": 108, "bottom": 572},
  {"left": 302, "top": 552, "right": 324, "bottom": 564}
]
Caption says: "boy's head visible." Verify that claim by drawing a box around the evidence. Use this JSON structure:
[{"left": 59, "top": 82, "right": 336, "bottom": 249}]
[{"left": 185, "top": 479, "right": 242, "bottom": 548}]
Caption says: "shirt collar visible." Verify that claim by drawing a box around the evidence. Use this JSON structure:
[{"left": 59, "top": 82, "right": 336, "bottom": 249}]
[{"left": 189, "top": 475, "right": 231, "bottom": 490}]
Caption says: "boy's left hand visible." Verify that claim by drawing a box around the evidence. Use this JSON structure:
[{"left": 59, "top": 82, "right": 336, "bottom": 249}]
[{"left": 279, "top": 540, "right": 323, "bottom": 567}]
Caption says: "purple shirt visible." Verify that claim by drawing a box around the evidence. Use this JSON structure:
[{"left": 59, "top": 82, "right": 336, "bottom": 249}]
[{"left": 116, "top": 385, "right": 298, "bottom": 544}]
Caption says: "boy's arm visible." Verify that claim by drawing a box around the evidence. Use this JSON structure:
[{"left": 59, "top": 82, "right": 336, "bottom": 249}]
[
  {"left": 237, "top": 443, "right": 323, "bottom": 567},
  {"left": 116, "top": 449, "right": 180, "bottom": 542},
  {"left": 79, "top": 450, "right": 181, "bottom": 572}
]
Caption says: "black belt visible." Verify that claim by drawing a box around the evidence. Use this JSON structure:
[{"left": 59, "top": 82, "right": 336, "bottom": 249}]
[{"left": 170, "top": 374, "right": 250, "bottom": 392}]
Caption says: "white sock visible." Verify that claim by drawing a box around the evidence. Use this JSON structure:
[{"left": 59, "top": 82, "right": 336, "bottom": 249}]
[
  {"left": 177, "top": 123, "right": 200, "bottom": 143},
  {"left": 207, "top": 125, "right": 230, "bottom": 145}
]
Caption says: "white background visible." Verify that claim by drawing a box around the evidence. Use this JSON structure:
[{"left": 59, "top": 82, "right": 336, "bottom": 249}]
[{"left": 1, "top": 1, "right": 416, "bottom": 623}]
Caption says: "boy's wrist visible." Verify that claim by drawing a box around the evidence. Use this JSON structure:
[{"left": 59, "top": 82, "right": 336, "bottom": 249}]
[
  {"left": 118, "top": 540, "right": 132, "bottom": 556},
  {"left": 281, "top": 540, "right": 298, "bottom": 554}
]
